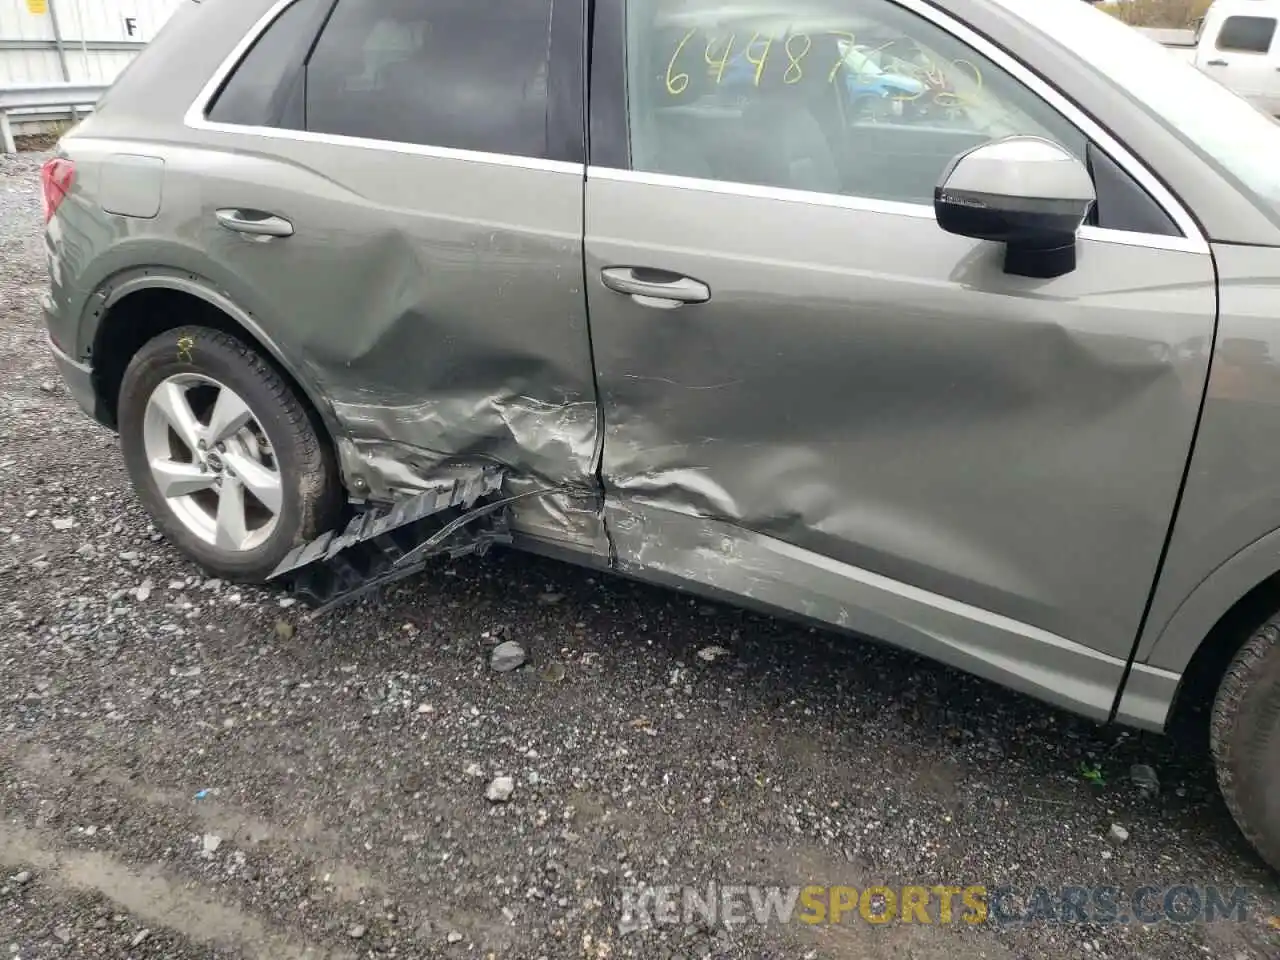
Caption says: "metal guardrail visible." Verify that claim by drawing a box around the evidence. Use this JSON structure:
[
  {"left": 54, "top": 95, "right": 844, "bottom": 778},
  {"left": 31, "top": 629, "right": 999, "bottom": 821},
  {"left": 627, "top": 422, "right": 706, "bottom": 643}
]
[
  {"left": 0, "top": 82, "right": 107, "bottom": 154},
  {"left": 0, "top": 39, "right": 146, "bottom": 53}
]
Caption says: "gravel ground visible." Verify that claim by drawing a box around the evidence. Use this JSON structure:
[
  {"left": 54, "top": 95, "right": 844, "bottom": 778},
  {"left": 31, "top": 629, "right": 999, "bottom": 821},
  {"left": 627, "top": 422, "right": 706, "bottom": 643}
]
[{"left": 3, "top": 148, "right": 1280, "bottom": 960}]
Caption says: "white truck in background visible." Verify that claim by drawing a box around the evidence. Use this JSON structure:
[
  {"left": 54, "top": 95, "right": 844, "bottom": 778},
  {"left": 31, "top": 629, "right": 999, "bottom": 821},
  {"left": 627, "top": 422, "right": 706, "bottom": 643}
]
[{"left": 1184, "top": 0, "right": 1280, "bottom": 115}]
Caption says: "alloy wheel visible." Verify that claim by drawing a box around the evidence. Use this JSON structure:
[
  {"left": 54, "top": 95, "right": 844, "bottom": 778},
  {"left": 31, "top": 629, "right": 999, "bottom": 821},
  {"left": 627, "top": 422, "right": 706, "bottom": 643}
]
[{"left": 141, "top": 373, "right": 283, "bottom": 552}]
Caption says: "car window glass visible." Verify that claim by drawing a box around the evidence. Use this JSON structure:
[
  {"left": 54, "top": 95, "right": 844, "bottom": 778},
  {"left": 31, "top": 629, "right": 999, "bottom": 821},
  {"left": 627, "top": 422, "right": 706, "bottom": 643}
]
[
  {"left": 304, "top": 0, "right": 553, "bottom": 157},
  {"left": 1216, "top": 15, "right": 1276, "bottom": 53},
  {"left": 624, "top": 0, "right": 1087, "bottom": 206},
  {"left": 206, "top": 0, "right": 332, "bottom": 127}
]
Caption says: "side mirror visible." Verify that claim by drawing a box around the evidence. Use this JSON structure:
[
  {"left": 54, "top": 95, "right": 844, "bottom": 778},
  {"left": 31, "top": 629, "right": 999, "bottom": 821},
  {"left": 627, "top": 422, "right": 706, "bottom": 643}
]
[{"left": 934, "top": 136, "right": 1096, "bottom": 279}]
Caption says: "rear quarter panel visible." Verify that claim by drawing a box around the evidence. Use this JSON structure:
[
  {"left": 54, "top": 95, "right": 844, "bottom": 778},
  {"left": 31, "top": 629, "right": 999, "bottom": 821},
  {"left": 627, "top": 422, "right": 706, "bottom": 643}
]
[{"left": 45, "top": 0, "right": 277, "bottom": 360}]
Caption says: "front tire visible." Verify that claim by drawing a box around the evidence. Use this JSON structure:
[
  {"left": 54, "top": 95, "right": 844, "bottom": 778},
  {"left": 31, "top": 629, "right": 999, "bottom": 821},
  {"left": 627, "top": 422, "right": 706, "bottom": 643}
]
[
  {"left": 117, "top": 325, "right": 341, "bottom": 582},
  {"left": 1211, "top": 616, "right": 1280, "bottom": 873}
]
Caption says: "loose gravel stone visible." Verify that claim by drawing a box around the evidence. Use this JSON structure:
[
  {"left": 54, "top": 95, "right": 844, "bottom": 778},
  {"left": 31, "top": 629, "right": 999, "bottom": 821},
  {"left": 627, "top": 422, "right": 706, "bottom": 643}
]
[
  {"left": 485, "top": 776, "right": 515, "bottom": 803},
  {"left": 489, "top": 640, "right": 526, "bottom": 673},
  {"left": 1131, "top": 763, "right": 1160, "bottom": 797}
]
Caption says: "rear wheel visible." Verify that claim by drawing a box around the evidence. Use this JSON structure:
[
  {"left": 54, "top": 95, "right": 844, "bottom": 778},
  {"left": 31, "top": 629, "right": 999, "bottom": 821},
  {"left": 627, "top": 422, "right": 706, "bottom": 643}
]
[
  {"left": 1210, "top": 615, "right": 1280, "bottom": 873},
  {"left": 117, "top": 325, "right": 341, "bottom": 582}
]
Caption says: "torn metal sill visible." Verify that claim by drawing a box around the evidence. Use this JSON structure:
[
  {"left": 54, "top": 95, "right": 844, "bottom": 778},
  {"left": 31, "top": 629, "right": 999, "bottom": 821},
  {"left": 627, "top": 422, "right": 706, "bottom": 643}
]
[{"left": 269, "top": 465, "right": 557, "bottom": 616}]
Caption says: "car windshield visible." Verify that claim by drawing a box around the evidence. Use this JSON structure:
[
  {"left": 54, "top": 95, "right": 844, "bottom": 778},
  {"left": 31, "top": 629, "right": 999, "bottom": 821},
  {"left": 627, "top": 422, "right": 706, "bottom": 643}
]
[{"left": 989, "top": 0, "right": 1280, "bottom": 218}]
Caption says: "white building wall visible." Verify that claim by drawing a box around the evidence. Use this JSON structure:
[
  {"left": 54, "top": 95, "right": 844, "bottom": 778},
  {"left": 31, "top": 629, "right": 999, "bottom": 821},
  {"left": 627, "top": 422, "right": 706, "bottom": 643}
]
[
  {"left": 0, "top": 1, "right": 56, "bottom": 47},
  {"left": 52, "top": 0, "right": 180, "bottom": 44},
  {"left": 0, "top": 0, "right": 182, "bottom": 127}
]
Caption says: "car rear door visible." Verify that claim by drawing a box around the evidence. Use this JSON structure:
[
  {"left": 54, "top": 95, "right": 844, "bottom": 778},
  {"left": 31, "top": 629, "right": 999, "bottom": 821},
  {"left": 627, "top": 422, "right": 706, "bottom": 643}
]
[
  {"left": 178, "top": 0, "right": 600, "bottom": 548},
  {"left": 584, "top": 0, "right": 1217, "bottom": 718}
]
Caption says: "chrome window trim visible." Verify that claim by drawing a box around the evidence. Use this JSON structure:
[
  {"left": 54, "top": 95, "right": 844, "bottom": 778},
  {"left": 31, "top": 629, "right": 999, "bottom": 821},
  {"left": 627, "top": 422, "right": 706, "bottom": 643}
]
[
  {"left": 588, "top": 165, "right": 936, "bottom": 219},
  {"left": 1077, "top": 224, "right": 1205, "bottom": 253},
  {"left": 189, "top": 120, "right": 583, "bottom": 174},
  {"left": 182, "top": 0, "right": 581, "bottom": 175},
  {"left": 587, "top": 167, "right": 1209, "bottom": 254}
]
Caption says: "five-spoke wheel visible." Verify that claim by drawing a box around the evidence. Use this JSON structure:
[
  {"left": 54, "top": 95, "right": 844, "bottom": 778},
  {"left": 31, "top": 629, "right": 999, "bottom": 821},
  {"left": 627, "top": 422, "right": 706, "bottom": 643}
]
[
  {"left": 143, "top": 373, "right": 283, "bottom": 552},
  {"left": 118, "top": 326, "right": 341, "bottom": 582}
]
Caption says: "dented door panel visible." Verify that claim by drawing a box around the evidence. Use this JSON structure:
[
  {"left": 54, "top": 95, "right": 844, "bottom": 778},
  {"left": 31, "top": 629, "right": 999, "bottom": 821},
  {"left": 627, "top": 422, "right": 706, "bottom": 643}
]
[
  {"left": 586, "top": 177, "right": 1216, "bottom": 665},
  {"left": 163, "top": 133, "right": 603, "bottom": 548}
]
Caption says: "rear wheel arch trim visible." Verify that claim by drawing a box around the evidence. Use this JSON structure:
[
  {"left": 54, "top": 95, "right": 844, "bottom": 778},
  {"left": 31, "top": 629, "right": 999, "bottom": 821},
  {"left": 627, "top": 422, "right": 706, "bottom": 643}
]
[
  {"left": 88, "top": 269, "right": 349, "bottom": 453},
  {"left": 1139, "top": 526, "right": 1280, "bottom": 707}
]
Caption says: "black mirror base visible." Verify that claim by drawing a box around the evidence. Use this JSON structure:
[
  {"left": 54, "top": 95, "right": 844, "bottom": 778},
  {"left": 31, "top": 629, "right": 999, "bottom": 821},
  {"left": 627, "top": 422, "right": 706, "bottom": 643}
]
[{"left": 1005, "top": 241, "right": 1077, "bottom": 280}]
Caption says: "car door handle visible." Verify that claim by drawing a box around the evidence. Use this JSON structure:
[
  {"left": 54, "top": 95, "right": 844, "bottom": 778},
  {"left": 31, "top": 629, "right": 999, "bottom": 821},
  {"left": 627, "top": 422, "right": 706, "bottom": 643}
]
[
  {"left": 215, "top": 208, "right": 294, "bottom": 238},
  {"left": 600, "top": 266, "right": 710, "bottom": 305},
  {"left": 1206, "top": 58, "right": 1228, "bottom": 66}
]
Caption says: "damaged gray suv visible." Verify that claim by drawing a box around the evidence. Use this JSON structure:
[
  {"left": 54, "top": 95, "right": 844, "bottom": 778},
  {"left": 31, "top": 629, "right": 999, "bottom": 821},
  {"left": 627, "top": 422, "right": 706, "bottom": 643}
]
[{"left": 41, "top": 0, "right": 1280, "bottom": 871}]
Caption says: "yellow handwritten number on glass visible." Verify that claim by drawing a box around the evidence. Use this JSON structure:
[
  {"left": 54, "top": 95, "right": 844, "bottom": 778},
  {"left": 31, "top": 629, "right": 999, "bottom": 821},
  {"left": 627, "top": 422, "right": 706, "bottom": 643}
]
[
  {"left": 827, "top": 32, "right": 856, "bottom": 83},
  {"left": 705, "top": 33, "right": 736, "bottom": 84},
  {"left": 667, "top": 27, "right": 696, "bottom": 95},
  {"left": 784, "top": 33, "right": 811, "bottom": 84},
  {"left": 914, "top": 54, "right": 984, "bottom": 109},
  {"left": 745, "top": 32, "right": 773, "bottom": 86}
]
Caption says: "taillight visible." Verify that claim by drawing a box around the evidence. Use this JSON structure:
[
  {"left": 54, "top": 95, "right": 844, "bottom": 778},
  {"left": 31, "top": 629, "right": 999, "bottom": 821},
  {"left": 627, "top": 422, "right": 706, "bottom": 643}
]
[{"left": 40, "top": 158, "right": 75, "bottom": 224}]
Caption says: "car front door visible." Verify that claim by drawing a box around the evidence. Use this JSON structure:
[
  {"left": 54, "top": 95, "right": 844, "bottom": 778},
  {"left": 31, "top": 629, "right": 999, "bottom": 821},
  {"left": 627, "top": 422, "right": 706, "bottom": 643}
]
[{"left": 585, "top": 0, "right": 1217, "bottom": 718}]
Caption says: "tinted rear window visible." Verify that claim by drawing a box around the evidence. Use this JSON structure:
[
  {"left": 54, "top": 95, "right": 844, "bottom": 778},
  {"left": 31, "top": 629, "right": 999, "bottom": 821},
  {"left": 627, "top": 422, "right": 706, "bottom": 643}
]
[
  {"left": 1216, "top": 15, "right": 1276, "bottom": 53},
  {"left": 304, "top": 0, "right": 553, "bottom": 157}
]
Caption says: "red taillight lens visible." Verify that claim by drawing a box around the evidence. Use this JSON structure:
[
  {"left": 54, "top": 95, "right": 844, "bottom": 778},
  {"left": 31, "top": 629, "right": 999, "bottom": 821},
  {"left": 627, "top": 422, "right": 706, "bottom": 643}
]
[{"left": 40, "top": 158, "right": 75, "bottom": 224}]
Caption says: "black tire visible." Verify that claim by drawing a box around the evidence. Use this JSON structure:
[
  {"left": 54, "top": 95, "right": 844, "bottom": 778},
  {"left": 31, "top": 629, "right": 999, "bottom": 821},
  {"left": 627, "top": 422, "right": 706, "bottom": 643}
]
[
  {"left": 117, "top": 325, "right": 342, "bottom": 583},
  {"left": 1210, "top": 616, "right": 1280, "bottom": 873}
]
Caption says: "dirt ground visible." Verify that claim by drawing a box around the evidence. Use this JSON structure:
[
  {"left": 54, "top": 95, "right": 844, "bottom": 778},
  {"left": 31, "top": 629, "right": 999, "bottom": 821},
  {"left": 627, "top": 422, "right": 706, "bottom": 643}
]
[{"left": 2, "top": 148, "right": 1279, "bottom": 959}]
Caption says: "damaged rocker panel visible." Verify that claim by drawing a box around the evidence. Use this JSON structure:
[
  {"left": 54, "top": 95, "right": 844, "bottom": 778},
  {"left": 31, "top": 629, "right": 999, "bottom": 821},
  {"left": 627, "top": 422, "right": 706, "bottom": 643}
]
[{"left": 269, "top": 466, "right": 515, "bottom": 615}]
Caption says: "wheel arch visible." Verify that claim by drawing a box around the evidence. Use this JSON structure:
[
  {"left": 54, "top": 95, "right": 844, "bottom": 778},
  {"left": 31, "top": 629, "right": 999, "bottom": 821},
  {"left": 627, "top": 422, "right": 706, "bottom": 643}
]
[
  {"left": 1141, "top": 526, "right": 1280, "bottom": 737},
  {"left": 87, "top": 269, "right": 348, "bottom": 458}
]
